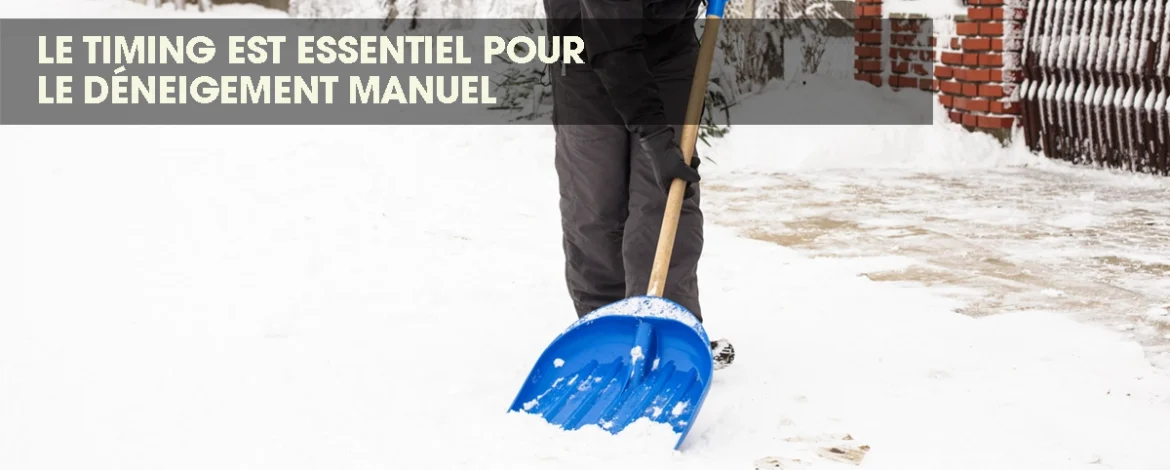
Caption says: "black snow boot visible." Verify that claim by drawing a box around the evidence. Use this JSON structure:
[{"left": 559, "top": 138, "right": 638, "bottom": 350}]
[{"left": 710, "top": 339, "right": 735, "bottom": 370}]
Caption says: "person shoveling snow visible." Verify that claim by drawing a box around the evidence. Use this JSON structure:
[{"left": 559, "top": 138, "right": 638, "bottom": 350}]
[
  {"left": 507, "top": 0, "right": 737, "bottom": 451},
  {"left": 544, "top": 0, "right": 735, "bottom": 371}
]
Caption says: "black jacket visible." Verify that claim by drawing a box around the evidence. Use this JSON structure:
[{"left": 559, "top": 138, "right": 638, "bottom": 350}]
[{"left": 545, "top": 0, "right": 704, "bottom": 134}]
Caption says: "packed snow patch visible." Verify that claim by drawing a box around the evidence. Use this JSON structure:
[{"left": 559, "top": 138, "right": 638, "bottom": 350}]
[{"left": 1145, "top": 307, "right": 1170, "bottom": 325}]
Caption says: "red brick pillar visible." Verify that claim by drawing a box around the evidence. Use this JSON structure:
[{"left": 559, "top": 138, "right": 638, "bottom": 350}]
[
  {"left": 853, "top": 0, "right": 883, "bottom": 87},
  {"left": 888, "top": 13, "right": 938, "bottom": 91},
  {"left": 936, "top": 1, "right": 1025, "bottom": 132}
]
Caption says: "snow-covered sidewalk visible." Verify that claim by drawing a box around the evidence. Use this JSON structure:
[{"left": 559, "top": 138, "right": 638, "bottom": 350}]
[
  {"left": 700, "top": 135, "right": 1170, "bottom": 371},
  {"left": 4, "top": 1, "right": 1170, "bottom": 470}
]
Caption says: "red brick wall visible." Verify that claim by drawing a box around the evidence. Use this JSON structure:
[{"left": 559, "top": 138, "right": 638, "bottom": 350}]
[
  {"left": 854, "top": 0, "right": 1026, "bottom": 134},
  {"left": 888, "top": 15, "right": 937, "bottom": 92},
  {"left": 853, "top": 0, "right": 884, "bottom": 86}
]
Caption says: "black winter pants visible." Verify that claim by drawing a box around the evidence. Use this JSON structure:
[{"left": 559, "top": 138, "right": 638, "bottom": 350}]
[{"left": 550, "top": 43, "right": 705, "bottom": 322}]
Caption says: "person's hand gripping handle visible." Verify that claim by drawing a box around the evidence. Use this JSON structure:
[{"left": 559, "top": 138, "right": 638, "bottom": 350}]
[{"left": 645, "top": 0, "right": 728, "bottom": 298}]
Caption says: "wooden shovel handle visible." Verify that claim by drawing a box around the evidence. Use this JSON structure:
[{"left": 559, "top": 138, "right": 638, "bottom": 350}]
[{"left": 646, "top": 10, "right": 725, "bottom": 298}]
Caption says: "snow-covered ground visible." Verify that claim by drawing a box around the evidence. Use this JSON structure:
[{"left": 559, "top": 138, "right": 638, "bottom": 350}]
[
  {"left": 4, "top": 1, "right": 1170, "bottom": 470},
  {"left": 885, "top": 0, "right": 967, "bottom": 18},
  {"left": 701, "top": 131, "right": 1170, "bottom": 370},
  {"left": 0, "top": 0, "right": 288, "bottom": 17}
]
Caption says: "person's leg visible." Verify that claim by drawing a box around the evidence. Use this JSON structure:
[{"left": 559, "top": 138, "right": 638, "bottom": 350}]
[
  {"left": 552, "top": 65, "right": 633, "bottom": 318},
  {"left": 622, "top": 44, "right": 705, "bottom": 322}
]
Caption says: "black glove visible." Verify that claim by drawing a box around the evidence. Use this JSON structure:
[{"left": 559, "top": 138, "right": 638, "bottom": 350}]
[{"left": 636, "top": 125, "right": 701, "bottom": 198}]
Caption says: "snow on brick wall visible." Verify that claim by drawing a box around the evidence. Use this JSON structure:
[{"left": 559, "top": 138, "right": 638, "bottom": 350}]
[
  {"left": 937, "top": 0, "right": 1026, "bottom": 130},
  {"left": 853, "top": 0, "right": 1027, "bottom": 133},
  {"left": 887, "top": 14, "right": 937, "bottom": 91},
  {"left": 1018, "top": 0, "right": 1169, "bottom": 175},
  {"left": 854, "top": 0, "right": 1169, "bottom": 175}
]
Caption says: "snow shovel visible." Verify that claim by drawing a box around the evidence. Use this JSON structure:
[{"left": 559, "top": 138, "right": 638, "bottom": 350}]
[{"left": 508, "top": 0, "right": 728, "bottom": 450}]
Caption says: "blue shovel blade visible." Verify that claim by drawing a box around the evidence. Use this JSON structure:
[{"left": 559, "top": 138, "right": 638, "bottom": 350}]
[{"left": 508, "top": 296, "right": 714, "bottom": 450}]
